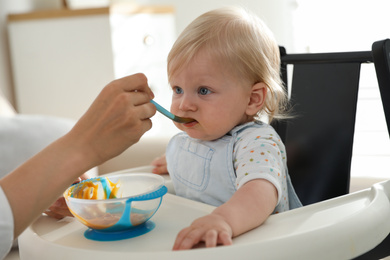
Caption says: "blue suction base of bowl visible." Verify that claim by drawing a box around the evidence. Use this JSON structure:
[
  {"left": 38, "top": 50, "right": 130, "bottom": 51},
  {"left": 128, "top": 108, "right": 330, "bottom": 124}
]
[{"left": 84, "top": 221, "right": 156, "bottom": 241}]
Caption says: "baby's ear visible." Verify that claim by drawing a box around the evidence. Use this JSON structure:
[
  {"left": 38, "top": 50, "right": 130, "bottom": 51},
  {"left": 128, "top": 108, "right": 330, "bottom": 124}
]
[{"left": 246, "top": 82, "right": 267, "bottom": 116}]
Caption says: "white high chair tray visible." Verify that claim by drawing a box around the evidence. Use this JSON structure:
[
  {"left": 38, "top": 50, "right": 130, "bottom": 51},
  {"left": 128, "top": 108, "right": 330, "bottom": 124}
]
[{"left": 19, "top": 167, "right": 390, "bottom": 260}]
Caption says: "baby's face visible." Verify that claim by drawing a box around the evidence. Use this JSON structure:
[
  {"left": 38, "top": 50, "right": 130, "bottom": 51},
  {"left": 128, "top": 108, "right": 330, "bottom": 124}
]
[{"left": 169, "top": 51, "right": 253, "bottom": 141}]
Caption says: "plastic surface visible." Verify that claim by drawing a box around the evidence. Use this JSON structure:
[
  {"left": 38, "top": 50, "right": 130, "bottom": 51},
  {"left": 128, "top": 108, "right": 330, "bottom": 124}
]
[
  {"left": 63, "top": 173, "right": 167, "bottom": 238},
  {"left": 19, "top": 168, "right": 390, "bottom": 260}
]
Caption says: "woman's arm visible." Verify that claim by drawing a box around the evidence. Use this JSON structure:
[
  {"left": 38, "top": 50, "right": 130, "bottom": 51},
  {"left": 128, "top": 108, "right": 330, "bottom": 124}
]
[{"left": 0, "top": 73, "right": 156, "bottom": 238}]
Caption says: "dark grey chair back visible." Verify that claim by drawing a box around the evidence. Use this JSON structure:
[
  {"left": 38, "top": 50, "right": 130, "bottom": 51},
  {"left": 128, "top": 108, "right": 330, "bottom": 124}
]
[
  {"left": 273, "top": 39, "right": 390, "bottom": 259},
  {"left": 273, "top": 47, "right": 372, "bottom": 205}
]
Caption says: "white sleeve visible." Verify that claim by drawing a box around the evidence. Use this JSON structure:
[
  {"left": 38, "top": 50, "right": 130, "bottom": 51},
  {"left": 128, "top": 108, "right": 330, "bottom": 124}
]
[{"left": 0, "top": 185, "right": 14, "bottom": 259}]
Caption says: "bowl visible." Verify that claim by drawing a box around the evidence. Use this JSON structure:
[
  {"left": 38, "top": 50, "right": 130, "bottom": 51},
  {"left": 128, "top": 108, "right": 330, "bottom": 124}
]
[{"left": 63, "top": 173, "right": 167, "bottom": 241}]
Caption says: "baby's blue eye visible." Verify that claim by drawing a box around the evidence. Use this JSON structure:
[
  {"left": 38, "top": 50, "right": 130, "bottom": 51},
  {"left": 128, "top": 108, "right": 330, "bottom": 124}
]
[
  {"left": 198, "top": 87, "right": 211, "bottom": 95},
  {"left": 174, "top": 87, "right": 183, "bottom": 94}
]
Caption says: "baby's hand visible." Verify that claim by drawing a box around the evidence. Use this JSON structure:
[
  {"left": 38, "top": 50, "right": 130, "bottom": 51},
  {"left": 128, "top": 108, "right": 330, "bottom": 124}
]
[
  {"left": 44, "top": 196, "right": 73, "bottom": 219},
  {"left": 173, "top": 213, "right": 233, "bottom": 250},
  {"left": 44, "top": 174, "right": 88, "bottom": 219},
  {"left": 151, "top": 154, "right": 168, "bottom": 175}
]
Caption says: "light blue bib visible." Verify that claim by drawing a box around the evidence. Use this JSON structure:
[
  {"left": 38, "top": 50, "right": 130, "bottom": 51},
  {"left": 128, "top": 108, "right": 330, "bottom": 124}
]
[{"left": 166, "top": 122, "right": 302, "bottom": 211}]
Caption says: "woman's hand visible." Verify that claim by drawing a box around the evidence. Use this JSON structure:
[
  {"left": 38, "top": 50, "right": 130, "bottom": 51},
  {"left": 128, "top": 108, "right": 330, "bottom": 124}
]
[
  {"left": 66, "top": 73, "right": 156, "bottom": 168},
  {"left": 44, "top": 74, "right": 157, "bottom": 219},
  {"left": 0, "top": 73, "right": 157, "bottom": 238}
]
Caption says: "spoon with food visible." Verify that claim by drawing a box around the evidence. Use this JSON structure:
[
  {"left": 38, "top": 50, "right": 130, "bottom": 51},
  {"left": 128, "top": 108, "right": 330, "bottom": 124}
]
[{"left": 150, "top": 100, "right": 194, "bottom": 123}]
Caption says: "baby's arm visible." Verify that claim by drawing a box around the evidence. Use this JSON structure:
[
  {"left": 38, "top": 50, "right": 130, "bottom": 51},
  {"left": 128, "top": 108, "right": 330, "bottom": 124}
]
[{"left": 173, "top": 178, "right": 278, "bottom": 250}]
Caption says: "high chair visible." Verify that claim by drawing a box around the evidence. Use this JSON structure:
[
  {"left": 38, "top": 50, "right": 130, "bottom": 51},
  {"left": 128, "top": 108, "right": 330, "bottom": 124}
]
[
  {"left": 272, "top": 39, "right": 390, "bottom": 259},
  {"left": 17, "top": 40, "right": 390, "bottom": 260}
]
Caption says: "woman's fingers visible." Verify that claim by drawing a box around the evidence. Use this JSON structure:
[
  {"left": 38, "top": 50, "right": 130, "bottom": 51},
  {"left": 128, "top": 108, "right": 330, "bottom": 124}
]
[{"left": 118, "top": 73, "right": 154, "bottom": 99}]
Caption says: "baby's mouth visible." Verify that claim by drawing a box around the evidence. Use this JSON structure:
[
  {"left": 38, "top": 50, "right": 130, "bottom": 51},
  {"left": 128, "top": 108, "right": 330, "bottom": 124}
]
[{"left": 182, "top": 120, "right": 198, "bottom": 127}]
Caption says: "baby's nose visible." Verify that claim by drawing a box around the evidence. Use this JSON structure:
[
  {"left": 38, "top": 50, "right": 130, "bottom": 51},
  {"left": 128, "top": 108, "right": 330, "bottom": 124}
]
[{"left": 179, "top": 96, "right": 197, "bottom": 111}]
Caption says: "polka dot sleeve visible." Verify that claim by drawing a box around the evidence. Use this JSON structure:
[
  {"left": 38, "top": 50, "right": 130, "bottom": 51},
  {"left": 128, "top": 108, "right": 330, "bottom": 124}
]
[{"left": 233, "top": 125, "right": 288, "bottom": 208}]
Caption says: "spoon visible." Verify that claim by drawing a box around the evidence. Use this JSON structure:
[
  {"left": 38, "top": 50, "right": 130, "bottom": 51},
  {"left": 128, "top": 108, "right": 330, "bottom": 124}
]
[{"left": 150, "top": 100, "right": 194, "bottom": 123}]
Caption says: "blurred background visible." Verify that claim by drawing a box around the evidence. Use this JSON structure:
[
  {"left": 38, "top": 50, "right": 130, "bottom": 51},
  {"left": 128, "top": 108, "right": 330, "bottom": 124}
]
[{"left": 0, "top": 0, "right": 389, "bottom": 178}]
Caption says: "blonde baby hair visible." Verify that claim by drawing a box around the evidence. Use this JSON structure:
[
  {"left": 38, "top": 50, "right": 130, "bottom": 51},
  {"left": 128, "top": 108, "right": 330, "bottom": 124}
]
[{"left": 167, "top": 6, "right": 288, "bottom": 122}]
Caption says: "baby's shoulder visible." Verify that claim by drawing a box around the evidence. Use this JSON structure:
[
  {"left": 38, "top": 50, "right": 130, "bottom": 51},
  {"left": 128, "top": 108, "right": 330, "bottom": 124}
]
[
  {"left": 235, "top": 122, "right": 285, "bottom": 151},
  {"left": 236, "top": 122, "right": 279, "bottom": 140}
]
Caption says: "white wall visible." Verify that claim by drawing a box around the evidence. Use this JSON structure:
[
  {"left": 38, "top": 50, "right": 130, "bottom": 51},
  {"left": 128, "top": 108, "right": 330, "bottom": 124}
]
[
  {"left": 0, "top": 0, "right": 297, "bottom": 107},
  {"left": 292, "top": 0, "right": 390, "bottom": 180},
  {"left": 0, "top": 1, "right": 17, "bottom": 105},
  {"left": 293, "top": 0, "right": 390, "bottom": 53},
  {"left": 136, "top": 0, "right": 296, "bottom": 48},
  {"left": 0, "top": 0, "right": 62, "bottom": 107},
  {"left": 1, "top": 0, "right": 389, "bottom": 180}
]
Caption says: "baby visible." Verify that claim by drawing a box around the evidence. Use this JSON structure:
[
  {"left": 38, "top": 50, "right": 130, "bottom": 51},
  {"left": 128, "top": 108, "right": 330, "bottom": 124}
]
[{"left": 152, "top": 6, "right": 302, "bottom": 250}]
